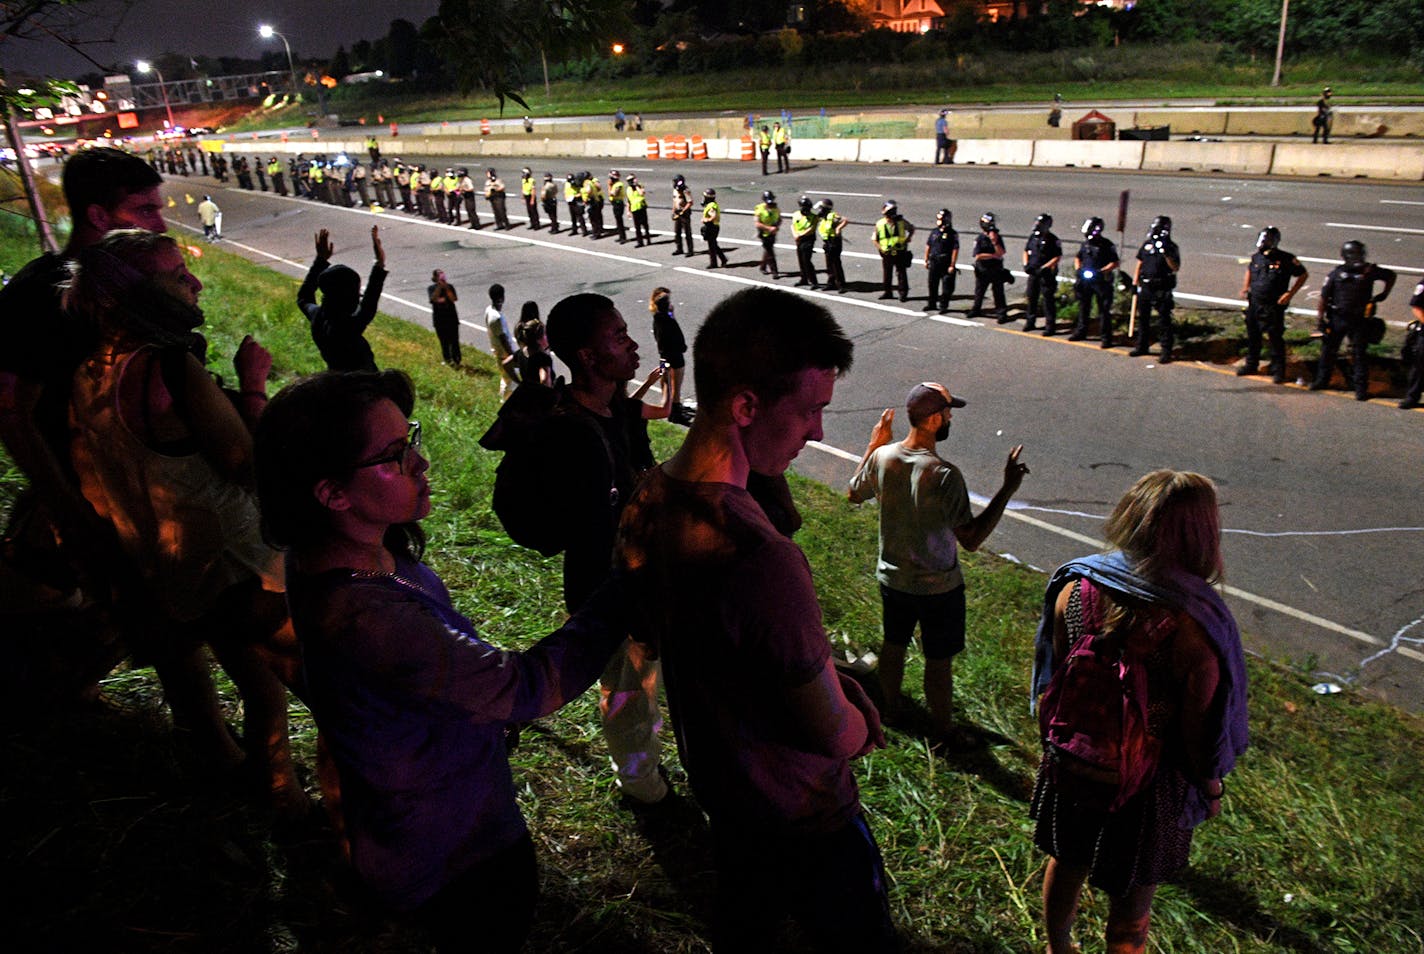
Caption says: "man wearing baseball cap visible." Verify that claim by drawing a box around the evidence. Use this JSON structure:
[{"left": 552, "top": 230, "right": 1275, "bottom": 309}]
[{"left": 848, "top": 382, "right": 1028, "bottom": 742}]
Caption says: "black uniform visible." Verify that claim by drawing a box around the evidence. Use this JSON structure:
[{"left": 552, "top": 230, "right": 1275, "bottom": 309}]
[
  {"left": 924, "top": 224, "right": 959, "bottom": 313},
  {"left": 1313, "top": 262, "right": 1396, "bottom": 398},
  {"left": 1023, "top": 229, "right": 1062, "bottom": 334},
  {"left": 971, "top": 229, "right": 1009, "bottom": 319},
  {"left": 1132, "top": 236, "right": 1181, "bottom": 360},
  {"left": 1244, "top": 247, "right": 1307, "bottom": 381},
  {"left": 1402, "top": 279, "right": 1424, "bottom": 409},
  {"left": 1072, "top": 237, "right": 1119, "bottom": 344}
]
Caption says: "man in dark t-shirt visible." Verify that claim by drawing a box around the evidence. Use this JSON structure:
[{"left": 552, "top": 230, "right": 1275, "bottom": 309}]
[
  {"left": 545, "top": 293, "right": 665, "bottom": 806},
  {"left": 0, "top": 147, "right": 165, "bottom": 592},
  {"left": 617, "top": 287, "right": 896, "bottom": 952}
]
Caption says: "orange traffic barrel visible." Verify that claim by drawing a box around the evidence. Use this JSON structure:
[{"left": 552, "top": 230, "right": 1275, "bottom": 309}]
[
  {"left": 646, "top": 137, "right": 660, "bottom": 159},
  {"left": 670, "top": 136, "right": 689, "bottom": 161},
  {"left": 740, "top": 136, "right": 755, "bottom": 161},
  {"left": 691, "top": 136, "right": 708, "bottom": 160},
  {"left": 480, "top": 118, "right": 491, "bottom": 135}
]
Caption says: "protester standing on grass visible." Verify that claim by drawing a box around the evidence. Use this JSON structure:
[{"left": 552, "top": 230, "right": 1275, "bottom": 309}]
[
  {"left": 298, "top": 226, "right": 387, "bottom": 373},
  {"left": 617, "top": 287, "right": 896, "bottom": 952},
  {"left": 255, "top": 370, "right": 627, "bottom": 954},
  {"left": 848, "top": 383, "right": 1028, "bottom": 742},
  {"left": 649, "top": 286, "right": 690, "bottom": 425},
  {"left": 1029, "top": 470, "right": 1248, "bottom": 954},
  {"left": 485, "top": 284, "right": 520, "bottom": 400},
  {"left": 66, "top": 229, "right": 306, "bottom": 819},
  {"left": 427, "top": 269, "right": 461, "bottom": 368}
]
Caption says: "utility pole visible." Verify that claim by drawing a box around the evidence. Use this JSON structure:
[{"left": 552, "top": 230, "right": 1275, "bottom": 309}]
[
  {"left": 1271, "top": 0, "right": 1289, "bottom": 88},
  {"left": 1, "top": 81, "right": 59, "bottom": 255}
]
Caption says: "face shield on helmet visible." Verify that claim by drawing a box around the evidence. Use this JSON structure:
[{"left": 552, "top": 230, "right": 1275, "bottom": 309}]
[
  {"left": 1256, "top": 226, "right": 1280, "bottom": 251},
  {"left": 799, "top": 195, "right": 812, "bottom": 213},
  {"left": 1341, "top": 240, "right": 1367, "bottom": 268},
  {"left": 1082, "top": 216, "right": 1104, "bottom": 239},
  {"left": 937, "top": 208, "right": 952, "bottom": 227},
  {"left": 1034, "top": 213, "right": 1053, "bottom": 232},
  {"left": 882, "top": 200, "right": 898, "bottom": 217},
  {"left": 979, "top": 211, "right": 997, "bottom": 232},
  {"left": 1149, "top": 215, "right": 1172, "bottom": 240}
]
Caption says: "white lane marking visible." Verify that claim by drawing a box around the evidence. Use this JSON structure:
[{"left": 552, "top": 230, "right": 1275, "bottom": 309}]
[
  {"left": 1225, "top": 526, "right": 1424, "bottom": 538},
  {"left": 212, "top": 185, "right": 664, "bottom": 268},
  {"left": 1324, "top": 222, "right": 1424, "bottom": 236},
  {"left": 876, "top": 176, "right": 955, "bottom": 183},
  {"left": 808, "top": 438, "right": 1394, "bottom": 651},
  {"left": 814, "top": 190, "right": 884, "bottom": 198},
  {"left": 1380, "top": 200, "right": 1424, "bottom": 206},
  {"left": 671, "top": 266, "right": 979, "bottom": 324}
]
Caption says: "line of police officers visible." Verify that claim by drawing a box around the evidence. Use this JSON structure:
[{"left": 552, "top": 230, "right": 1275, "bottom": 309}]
[{"left": 239, "top": 155, "right": 1418, "bottom": 406}]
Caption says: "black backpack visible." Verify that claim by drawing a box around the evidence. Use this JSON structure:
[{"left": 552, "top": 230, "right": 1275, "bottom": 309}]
[{"left": 478, "top": 381, "right": 616, "bottom": 557}]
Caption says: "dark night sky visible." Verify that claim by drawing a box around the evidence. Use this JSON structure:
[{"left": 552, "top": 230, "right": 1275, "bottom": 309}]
[{"left": 1, "top": 0, "right": 441, "bottom": 79}]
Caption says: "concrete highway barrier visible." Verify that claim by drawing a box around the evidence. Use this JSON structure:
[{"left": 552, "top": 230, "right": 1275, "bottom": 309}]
[
  {"left": 1141, "top": 140, "right": 1275, "bottom": 175},
  {"left": 1225, "top": 110, "right": 1313, "bottom": 137},
  {"left": 1132, "top": 109, "right": 1228, "bottom": 135},
  {"left": 792, "top": 138, "right": 860, "bottom": 162},
  {"left": 1270, "top": 142, "right": 1424, "bottom": 180},
  {"left": 213, "top": 124, "right": 1419, "bottom": 182},
  {"left": 1032, "top": 139, "right": 1145, "bottom": 170},
  {"left": 860, "top": 139, "right": 935, "bottom": 163},
  {"left": 954, "top": 139, "right": 1035, "bottom": 167}
]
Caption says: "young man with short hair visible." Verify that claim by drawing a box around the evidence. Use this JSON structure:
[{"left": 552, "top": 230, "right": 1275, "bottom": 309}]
[{"left": 617, "top": 287, "right": 896, "bottom": 952}]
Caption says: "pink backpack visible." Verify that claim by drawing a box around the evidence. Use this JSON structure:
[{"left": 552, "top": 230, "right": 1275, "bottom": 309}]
[{"left": 1038, "top": 580, "right": 1171, "bottom": 812}]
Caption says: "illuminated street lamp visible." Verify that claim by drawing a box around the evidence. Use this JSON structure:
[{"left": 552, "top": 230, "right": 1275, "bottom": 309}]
[
  {"left": 259, "top": 24, "right": 301, "bottom": 99},
  {"left": 611, "top": 42, "right": 625, "bottom": 56},
  {"left": 136, "top": 60, "right": 175, "bottom": 129}
]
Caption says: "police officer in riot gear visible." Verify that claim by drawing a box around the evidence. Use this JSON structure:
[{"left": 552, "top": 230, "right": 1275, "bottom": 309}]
[
  {"left": 972, "top": 212, "right": 1011, "bottom": 321},
  {"left": 792, "top": 195, "right": 820, "bottom": 288},
  {"left": 1312, "top": 240, "right": 1396, "bottom": 399},
  {"left": 1130, "top": 215, "right": 1182, "bottom": 362},
  {"left": 1071, "top": 216, "right": 1119, "bottom": 344},
  {"left": 754, "top": 190, "right": 782, "bottom": 278},
  {"left": 815, "top": 199, "right": 848, "bottom": 293},
  {"left": 923, "top": 209, "right": 959, "bottom": 314},
  {"left": 1022, "top": 212, "right": 1062, "bottom": 335},
  {"left": 1239, "top": 226, "right": 1308, "bottom": 383},
  {"left": 1400, "top": 276, "right": 1424, "bottom": 409},
  {"left": 671, "top": 175, "right": 695, "bottom": 256},
  {"left": 701, "top": 188, "right": 730, "bottom": 269}
]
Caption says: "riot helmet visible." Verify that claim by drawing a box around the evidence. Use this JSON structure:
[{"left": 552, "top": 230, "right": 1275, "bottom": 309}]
[
  {"left": 487, "top": 167, "right": 497, "bottom": 176},
  {"left": 799, "top": 195, "right": 813, "bottom": 213},
  {"left": 543, "top": 172, "right": 553, "bottom": 181},
  {"left": 703, "top": 188, "right": 717, "bottom": 201},
  {"left": 812, "top": 199, "right": 831, "bottom": 216},
  {"left": 1256, "top": 226, "right": 1281, "bottom": 251},
  {"left": 763, "top": 190, "right": 776, "bottom": 204},
  {"left": 565, "top": 173, "right": 574, "bottom": 182},
  {"left": 883, "top": 199, "right": 899, "bottom": 217},
  {"left": 1149, "top": 215, "right": 1172, "bottom": 239},
  {"left": 609, "top": 169, "right": 620, "bottom": 179},
  {"left": 937, "top": 209, "right": 953, "bottom": 228},
  {"left": 1082, "top": 216, "right": 1105, "bottom": 239},
  {"left": 979, "top": 211, "right": 997, "bottom": 232},
  {"left": 673, "top": 174, "right": 686, "bottom": 188},
  {"left": 1034, "top": 212, "right": 1053, "bottom": 232},
  {"left": 1341, "top": 240, "right": 1367, "bottom": 267},
  {"left": 521, "top": 167, "right": 531, "bottom": 176}
]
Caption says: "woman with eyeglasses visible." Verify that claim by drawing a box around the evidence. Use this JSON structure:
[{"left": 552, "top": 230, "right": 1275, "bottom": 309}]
[{"left": 254, "top": 370, "right": 627, "bottom": 953}]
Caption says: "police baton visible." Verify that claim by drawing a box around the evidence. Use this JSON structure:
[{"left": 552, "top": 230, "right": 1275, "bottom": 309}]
[{"left": 1117, "top": 190, "right": 1132, "bottom": 336}]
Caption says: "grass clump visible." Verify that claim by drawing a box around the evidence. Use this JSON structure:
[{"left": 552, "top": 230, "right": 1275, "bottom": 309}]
[{"left": 1, "top": 213, "right": 1422, "bottom": 952}]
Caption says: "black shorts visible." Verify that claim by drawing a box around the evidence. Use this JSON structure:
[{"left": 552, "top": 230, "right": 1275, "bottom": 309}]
[
  {"left": 658, "top": 351, "right": 686, "bottom": 370},
  {"left": 878, "top": 583, "right": 966, "bottom": 660}
]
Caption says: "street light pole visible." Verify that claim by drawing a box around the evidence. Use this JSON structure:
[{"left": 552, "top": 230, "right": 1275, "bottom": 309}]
[
  {"left": 136, "top": 60, "right": 175, "bottom": 129},
  {"left": 259, "top": 24, "right": 301, "bottom": 100}
]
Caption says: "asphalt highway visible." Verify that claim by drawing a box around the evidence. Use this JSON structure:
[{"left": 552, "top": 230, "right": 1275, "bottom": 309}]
[{"left": 159, "top": 154, "right": 1424, "bottom": 710}]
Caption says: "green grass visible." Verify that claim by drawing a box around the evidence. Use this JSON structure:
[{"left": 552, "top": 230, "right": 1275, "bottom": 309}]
[
  {"left": 220, "top": 43, "right": 1424, "bottom": 133},
  {"left": 3, "top": 210, "right": 1423, "bottom": 952}
]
